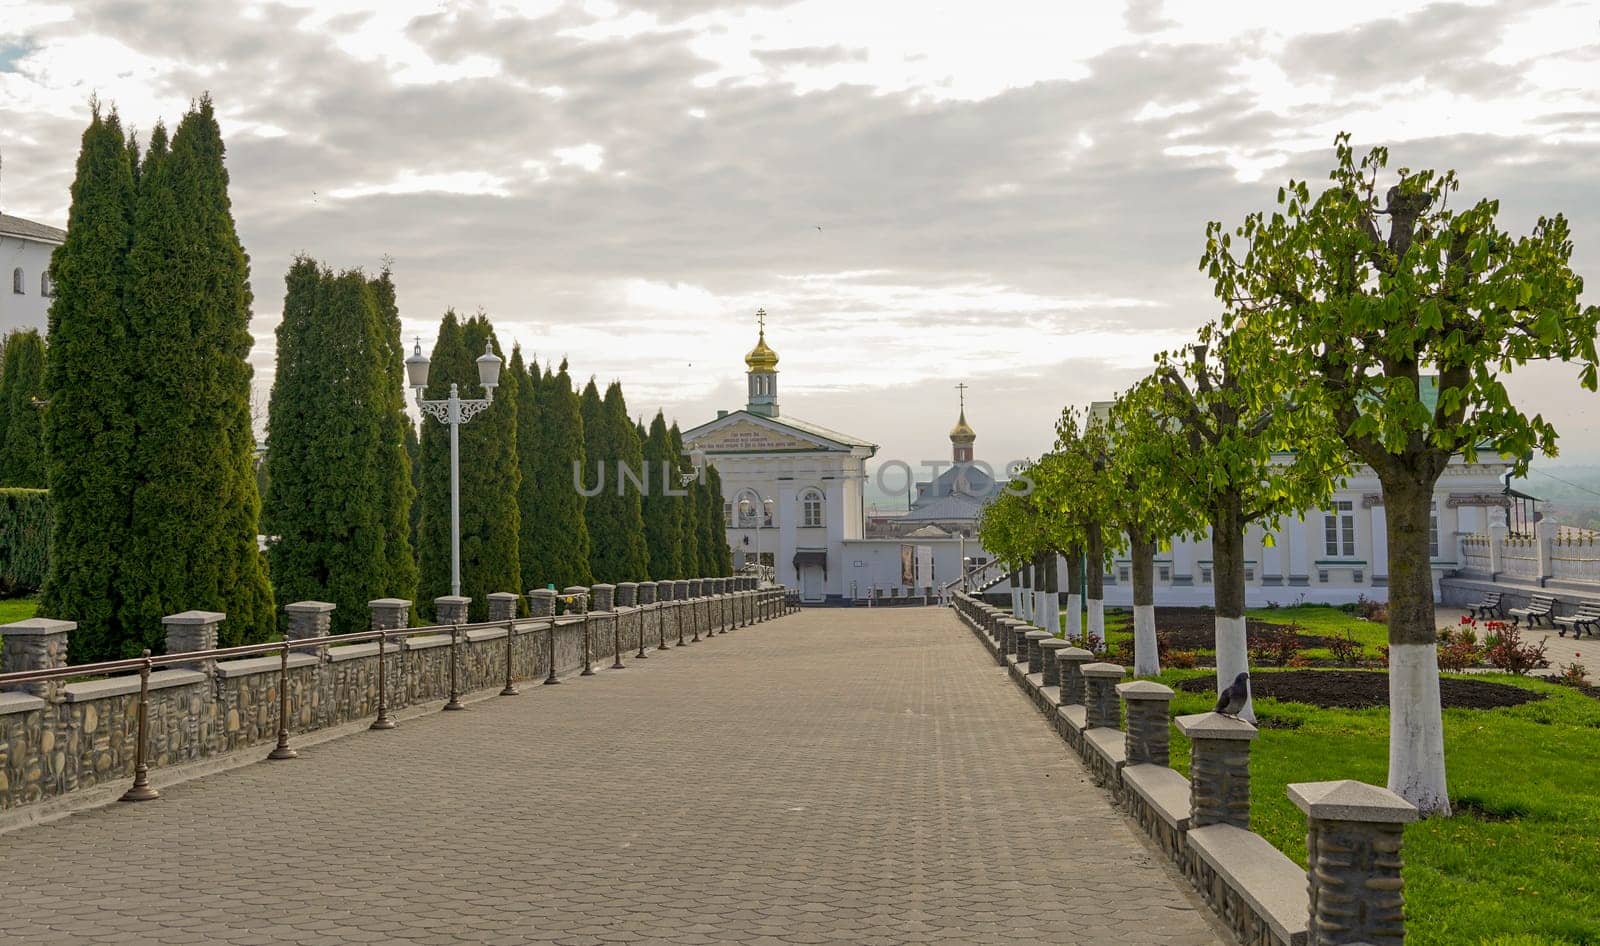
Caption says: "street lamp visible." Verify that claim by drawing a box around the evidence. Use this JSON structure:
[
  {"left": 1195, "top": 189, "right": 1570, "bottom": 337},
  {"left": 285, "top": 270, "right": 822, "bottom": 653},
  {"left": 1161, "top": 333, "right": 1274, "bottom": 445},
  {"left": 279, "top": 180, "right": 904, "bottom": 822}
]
[
  {"left": 407, "top": 337, "right": 503, "bottom": 598},
  {"left": 739, "top": 495, "right": 774, "bottom": 583}
]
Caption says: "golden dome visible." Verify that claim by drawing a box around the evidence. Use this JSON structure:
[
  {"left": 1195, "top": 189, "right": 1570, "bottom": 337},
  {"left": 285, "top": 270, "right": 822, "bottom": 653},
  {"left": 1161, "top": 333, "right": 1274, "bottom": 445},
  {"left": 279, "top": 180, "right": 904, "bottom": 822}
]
[
  {"left": 745, "top": 310, "right": 779, "bottom": 371},
  {"left": 950, "top": 407, "right": 976, "bottom": 444}
]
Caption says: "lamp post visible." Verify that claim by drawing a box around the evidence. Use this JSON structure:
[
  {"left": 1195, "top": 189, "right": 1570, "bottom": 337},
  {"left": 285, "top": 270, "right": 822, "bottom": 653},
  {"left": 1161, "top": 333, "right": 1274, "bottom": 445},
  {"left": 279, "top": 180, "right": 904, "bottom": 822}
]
[
  {"left": 407, "top": 337, "right": 503, "bottom": 598},
  {"left": 739, "top": 496, "right": 774, "bottom": 584}
]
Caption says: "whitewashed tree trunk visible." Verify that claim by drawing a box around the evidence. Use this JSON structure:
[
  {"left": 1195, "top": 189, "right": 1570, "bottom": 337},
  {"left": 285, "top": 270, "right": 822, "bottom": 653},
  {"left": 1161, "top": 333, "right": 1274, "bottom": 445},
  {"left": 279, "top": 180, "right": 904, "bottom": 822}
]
[
  {"left": 1065, "top": 593, "right": 1082, "bottom": 638},
  {"left": 1389, "top": 642, "right": 1450, "bottom": 815},
  {"left": 1132, "top": 604, "right": 1160, "bottom": 677},
  {"left": 1087, "top": 598, "right": 1105, "bottom": 650},
  {"left": 1213, "top": 614, "right": 1254, "bottom": 722}
]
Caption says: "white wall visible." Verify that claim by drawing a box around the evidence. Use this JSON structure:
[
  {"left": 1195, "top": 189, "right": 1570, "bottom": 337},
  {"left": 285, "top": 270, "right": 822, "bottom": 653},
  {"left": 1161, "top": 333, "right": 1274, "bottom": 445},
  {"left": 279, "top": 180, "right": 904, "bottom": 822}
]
[{"left": 0, "top": 236, "right": 57, "bottom": 335}]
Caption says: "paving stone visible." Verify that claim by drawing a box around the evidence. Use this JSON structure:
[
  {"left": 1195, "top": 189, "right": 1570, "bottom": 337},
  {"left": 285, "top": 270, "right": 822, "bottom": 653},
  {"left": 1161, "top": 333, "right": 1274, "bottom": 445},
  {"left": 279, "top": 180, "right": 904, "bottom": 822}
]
[{"left": 0, "top": 607, "right": 1224, "bottom": 945}]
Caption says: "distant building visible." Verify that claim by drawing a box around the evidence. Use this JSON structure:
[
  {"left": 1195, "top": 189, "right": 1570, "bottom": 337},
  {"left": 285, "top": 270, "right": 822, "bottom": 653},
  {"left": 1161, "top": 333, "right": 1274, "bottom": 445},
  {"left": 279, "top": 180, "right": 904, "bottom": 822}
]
[{"left": 0, "top": 211, "right": 65, "bottom": 335}]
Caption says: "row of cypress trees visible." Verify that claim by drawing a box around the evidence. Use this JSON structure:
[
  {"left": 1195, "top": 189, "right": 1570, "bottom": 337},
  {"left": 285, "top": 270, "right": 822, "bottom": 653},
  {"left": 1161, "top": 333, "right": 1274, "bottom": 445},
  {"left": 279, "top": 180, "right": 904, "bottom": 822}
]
[
  {"left": 43, "top": 99, "right": 272, "bottom": 661},
  {"left": 0, "top": 329, "right": 47, "bottom": 487},
  {"left": 41, "top": 102, "right": 732, "bottom": 653}
]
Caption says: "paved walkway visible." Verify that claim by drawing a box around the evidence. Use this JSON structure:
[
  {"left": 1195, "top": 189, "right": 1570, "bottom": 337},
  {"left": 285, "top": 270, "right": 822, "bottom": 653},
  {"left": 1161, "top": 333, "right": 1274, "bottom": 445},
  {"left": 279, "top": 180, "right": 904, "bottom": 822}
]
[{"left": 0, "top": 607, "right": 1225, "bottom": 946}]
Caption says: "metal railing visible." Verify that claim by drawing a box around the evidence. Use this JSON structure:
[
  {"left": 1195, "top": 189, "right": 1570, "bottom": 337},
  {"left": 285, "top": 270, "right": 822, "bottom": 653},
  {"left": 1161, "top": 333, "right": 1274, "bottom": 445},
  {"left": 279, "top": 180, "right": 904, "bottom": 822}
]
[{"left": 0, "top": 615, "right": 551, "bottom": 803}]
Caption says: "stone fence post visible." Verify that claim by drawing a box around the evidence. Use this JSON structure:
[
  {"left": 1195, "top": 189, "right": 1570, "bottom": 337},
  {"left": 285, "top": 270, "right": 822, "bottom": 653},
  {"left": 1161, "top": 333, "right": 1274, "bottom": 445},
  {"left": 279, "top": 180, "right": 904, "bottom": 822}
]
[
  {"left": 1040, "top": 638, "right": 1072, "bottom": 688},
  {"left": 435, "top": 596, "right": 471, "bottom": 625},
  {"left": 487, "top": 592, "right": 520, "bottom": 622},
  {"left": 285, "top": 601, "right": 334, "bottom": 657},
  {"left": 637, "top": 582, "right": 657, "bottom": 605},
  {"left": 560, "top": 588, "right": 589, "bottom": 615},
  {"left": 1025, "top": 630, "right": 1051, "bottom": 674},
  {"left": 1081, "top": 663, "right": 1125, "bottom": 730},
  {"left": 1488, "top": 522, "right": 1507, "bottom": 575},
  {"left": 1536, "top": 518, "right": 1555, "bottom": 580},
  {"left": 591, "top": 583, "right": 616, "bottom": 613},
  {"left": 1289, "top": 780, "right": 1417, "bottom": 946},
  {"left": 369, "top": 598, "right": 412, "bottom": 630},
  {"left": 1117, "top": 681, "right": 1175, "bottom": 767},
  {"left": 616, "top": 582, "right": 638, "bottom": 607},
  {"left": 1176, "top": 712, "right": 1258, "bottom": 829},
  {"left": 673, "top": 580, "right": 689, "bottom": 602},
  {"left": 164, "top": 610, "right": 224, "bottom": 673},
  {"left": 1056, "top": 647, "right": 1093, "bottom": 705},
  {"left": 527, "top": 589, "right": 556, "bottom": 618},
  {"left": 0, "top": 618, "right": 72, "bottom": 701}
]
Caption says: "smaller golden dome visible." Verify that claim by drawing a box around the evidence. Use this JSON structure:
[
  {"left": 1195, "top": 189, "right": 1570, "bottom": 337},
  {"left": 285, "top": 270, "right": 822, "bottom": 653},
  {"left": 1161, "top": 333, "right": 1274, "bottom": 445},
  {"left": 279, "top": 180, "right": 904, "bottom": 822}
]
[
  {"left": 950, "top": 407, "right": 976, "bottom": 444},
  {"left": 745, "top": 309, "right": 779, "bottom": 371}
]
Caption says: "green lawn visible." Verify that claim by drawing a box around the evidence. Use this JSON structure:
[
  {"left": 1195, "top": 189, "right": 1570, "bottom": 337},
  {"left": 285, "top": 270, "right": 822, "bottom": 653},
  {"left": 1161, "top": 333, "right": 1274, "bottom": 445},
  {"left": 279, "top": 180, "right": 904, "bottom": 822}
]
[
  {"left": 1066, "top": 604, "right": 1388, "bottom": 663},
  {"left": 1156, "top": 667, "right": 1600, "bottom": 946},
  {"left": 0, "top": 597, "right": 39, "bottom": 624}
]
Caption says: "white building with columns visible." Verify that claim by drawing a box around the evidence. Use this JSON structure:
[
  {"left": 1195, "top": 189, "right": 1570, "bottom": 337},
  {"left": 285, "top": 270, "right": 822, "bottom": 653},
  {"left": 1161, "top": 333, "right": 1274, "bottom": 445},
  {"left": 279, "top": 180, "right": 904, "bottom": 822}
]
[{"left": 1089, "top": 391, "right": 1517, "bottom": 607}]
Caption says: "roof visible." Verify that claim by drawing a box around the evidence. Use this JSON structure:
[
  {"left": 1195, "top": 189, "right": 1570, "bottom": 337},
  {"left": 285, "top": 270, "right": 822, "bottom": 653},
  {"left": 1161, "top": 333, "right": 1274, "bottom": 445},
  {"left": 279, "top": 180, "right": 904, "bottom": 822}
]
[
  {"left": 900, "top": 492, "right": 989, "bottom": 523},
  {"left": 682, "top": 409, "right": 876, "bottom": 453},
  {"left": 776, "top": 414, "right": 875, "bottom": 449},
  {"left": 905, "top": 524, "right": 951, "bottom": 538},
  {"left": 0, "top": 213, "right": 66, "bottom": 245}
]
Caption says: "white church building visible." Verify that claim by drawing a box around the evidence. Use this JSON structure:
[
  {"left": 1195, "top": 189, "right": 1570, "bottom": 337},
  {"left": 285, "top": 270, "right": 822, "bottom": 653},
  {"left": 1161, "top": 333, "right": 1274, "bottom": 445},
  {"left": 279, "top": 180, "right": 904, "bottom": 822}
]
[{"left": 1, "top": 211, "right": 65, "bottom": 335}]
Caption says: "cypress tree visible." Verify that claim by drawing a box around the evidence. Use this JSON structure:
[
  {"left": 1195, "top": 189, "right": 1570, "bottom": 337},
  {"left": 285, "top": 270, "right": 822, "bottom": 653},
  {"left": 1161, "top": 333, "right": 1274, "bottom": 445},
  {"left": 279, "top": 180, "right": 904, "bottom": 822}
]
[
  {"left": 641, "top": 411, "right": 683, "bottom": 580},
  {"left": 39, "top": 105, "right": 138, "bottom": 662},
  {"left": 580, "top": 379, "right": 610, "bottom": 581},
  {"left": 416, "top": 313, "right": 520, "bottom": 621},
  {"left": 262, "top": 260, "right": 389, "bottom": 635},
  {"left": 119, "top": 98, "right": 273, "bottom": 651},
  {"left": 588, "top": 380, "right": 649, "bottom": 582},
  {"left": 526, "top": 361, "right": 590, "bottom": 588},
  {"left": 670, "top": 422, "right": 699, "bottom": 578},
  {"left": 0, "top": 329, "right": 47, "bottom": 487},
  {"left": 368, "top": 267, "right": 418, "bottom": 602},
  {"left": 702, "top": 464, "right": 731, "bottom": 575},
  {"left": 511, "top": 347, "right": 541, "bottom": 596}
]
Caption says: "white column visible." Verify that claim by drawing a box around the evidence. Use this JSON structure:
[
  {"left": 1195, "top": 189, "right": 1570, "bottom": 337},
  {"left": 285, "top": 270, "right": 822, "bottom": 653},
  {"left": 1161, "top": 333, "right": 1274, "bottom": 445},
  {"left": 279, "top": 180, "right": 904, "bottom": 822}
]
[
  {"left": 824, "top": 478, "right": 845, "bottom": 598},
  {"left": 1290, "top": 514, "right": 1312, "bottom": 586},
  {"left": 777, "top": 482, "right": 797, "bottom": 588},
  {"left": 1371, "top": 503, "right": 1389, "bottom": 585},
  {"left": 1261, "top": 526, "right": 1283, "bottom": 586},
  {"left": 1171, "top": 537, "right": 1195, "bottom": 586}
]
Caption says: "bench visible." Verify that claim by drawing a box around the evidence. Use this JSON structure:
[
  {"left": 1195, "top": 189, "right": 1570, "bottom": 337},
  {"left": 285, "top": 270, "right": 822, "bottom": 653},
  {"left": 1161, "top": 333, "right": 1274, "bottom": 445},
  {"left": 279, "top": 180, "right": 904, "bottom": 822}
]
[
  {"left": 1467, "top": 590, "right": 1504, "bottom": 619},
  {"left": 1508, "top": 593, "right": 1555, "bottom": 628},
  {"left": 1553, "top": 602, "right": 1600, "bottom": 639}
]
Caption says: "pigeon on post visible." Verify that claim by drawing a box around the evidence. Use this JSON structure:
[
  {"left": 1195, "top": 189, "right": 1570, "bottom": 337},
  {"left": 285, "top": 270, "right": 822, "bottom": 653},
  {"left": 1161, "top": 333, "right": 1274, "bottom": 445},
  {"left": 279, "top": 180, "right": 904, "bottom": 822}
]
[{"left": 1215, "top": 672, "right": 1250, "bottom": 717}]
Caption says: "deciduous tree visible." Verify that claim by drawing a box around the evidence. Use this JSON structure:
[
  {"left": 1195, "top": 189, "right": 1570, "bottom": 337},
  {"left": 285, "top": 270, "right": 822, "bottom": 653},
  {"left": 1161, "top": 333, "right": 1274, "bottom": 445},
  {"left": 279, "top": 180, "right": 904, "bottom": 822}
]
[{"left": 1204, "top": 134, "right": 1600, "bottom": 813}]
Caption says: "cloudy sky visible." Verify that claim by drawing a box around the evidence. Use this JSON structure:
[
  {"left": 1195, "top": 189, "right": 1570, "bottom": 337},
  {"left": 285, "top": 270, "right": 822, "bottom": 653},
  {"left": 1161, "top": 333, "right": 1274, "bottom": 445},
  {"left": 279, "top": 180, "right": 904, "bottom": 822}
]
[{"left": 2, "top": 0, "right": 1598, "bottom": 484}]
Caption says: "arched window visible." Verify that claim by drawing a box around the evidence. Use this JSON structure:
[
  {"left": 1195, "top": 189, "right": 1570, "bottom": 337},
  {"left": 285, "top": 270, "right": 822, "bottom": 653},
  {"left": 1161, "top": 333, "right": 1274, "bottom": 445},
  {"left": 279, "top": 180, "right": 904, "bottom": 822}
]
[
  {"left": 12, "top": 268, "right": 23, "bottom": 294},
  {"left": 801, "top": 488, "right": 824, "bottom": 528},
  {"left": 40, "top": 271, "right": 52, "bottom": 297},
  {"left": 735, "top": 489, "right": 761, "bottom": 527}
]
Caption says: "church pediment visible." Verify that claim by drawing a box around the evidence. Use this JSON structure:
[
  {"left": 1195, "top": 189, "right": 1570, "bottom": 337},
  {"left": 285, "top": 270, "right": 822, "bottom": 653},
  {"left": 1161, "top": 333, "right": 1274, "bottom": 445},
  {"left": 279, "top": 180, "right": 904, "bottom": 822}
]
[{"left": 686, "top": 416, "right": 836, "bottom": 453}]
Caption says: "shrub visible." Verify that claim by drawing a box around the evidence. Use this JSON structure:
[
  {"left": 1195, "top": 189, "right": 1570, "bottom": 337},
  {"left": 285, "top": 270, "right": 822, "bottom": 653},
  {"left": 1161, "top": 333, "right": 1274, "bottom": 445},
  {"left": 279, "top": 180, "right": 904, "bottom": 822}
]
[
  {"left": 1436, "top": 636, "right": 1483, "bottom": 673},
  {"left": 1069, "top": 631, "right": 1103, "bottom": 654},
  {"left": 1168, "top": 649, "right": 1199, "bottom": 669},
  {"left": 0, "top": 488, "right": 49, "bottom": 596},
  {"left": 1555, "top": 658, "right": 1589, "bottom": 687},
  {"left": 1482, "top": 623, "right": 1549, "bottom": 676},
  {"left": 1350, "top": 593, "right": 1386, "bottom": 621},
  {"left": 1249, "top": 626, "right": 1302, "bottom": 667},
  {"left": 1111, "top": 638, "right": 1135, "bottom": 665},
  {"left": 1327, "top": 630, "right": 1365, "bottom": 666}
]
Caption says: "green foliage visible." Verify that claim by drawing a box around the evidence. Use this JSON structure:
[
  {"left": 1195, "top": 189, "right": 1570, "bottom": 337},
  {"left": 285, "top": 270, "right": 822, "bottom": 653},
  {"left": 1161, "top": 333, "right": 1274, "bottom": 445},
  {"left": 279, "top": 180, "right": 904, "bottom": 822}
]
[
  {"left": 671, "top": 422, "right": 699, "bottom": 577},
  {"left": 581, "top": 380, "right": 649, "bottom": 582},
  {"left": 416, "top": 312, "right": 520, "bottom": 621},
  {"left": 522, "top": 360, "right": 591, "bottom": 589},
  {"left": 702, "top": 464, "right": 731, "bottom": 575},
  {"left": 117, "top": 97, "right": 274, "bottom": 653},
  {"left": 368, "top": 268, "right": 418, "bottom": 603},
  {"left": 0, "top": 488, "right": 49, "bottom": 595},
  {"left": 40, "top": 104, "right": 138, "bottom": 663},
  {"left": 641, "top": 411, "right": 684, "bottom": 580},
  {"left": 0, "top": 330, "right": 48, "bottom": 487},
  {"left": 262, "top": 258, "right": 391, "bottom": 635},
  {"left": 1159, "top": 668, "right": 1600, "bottom": 945}
]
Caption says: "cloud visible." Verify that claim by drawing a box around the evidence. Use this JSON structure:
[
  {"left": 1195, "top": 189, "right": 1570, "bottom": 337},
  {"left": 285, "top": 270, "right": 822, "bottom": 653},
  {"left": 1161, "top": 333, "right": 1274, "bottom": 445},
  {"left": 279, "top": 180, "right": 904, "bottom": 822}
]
[{"left": 0, "top": 0, "right": 1596, "bottom": 470}]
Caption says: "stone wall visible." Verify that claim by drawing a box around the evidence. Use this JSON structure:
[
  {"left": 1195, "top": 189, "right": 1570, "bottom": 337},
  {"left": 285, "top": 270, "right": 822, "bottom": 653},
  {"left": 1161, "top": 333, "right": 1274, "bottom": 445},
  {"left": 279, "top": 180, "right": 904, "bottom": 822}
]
[
  {"left": 950, "top": 591, "right": 1419, "bottom": 946},
  {"left": 0, "top": 583, "right": 783, "bottom": 812}
]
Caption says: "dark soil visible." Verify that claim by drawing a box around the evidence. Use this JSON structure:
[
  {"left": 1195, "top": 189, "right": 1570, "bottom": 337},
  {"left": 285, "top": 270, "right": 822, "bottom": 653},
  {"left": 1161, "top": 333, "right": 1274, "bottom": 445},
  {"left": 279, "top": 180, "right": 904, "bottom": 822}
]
[
  {"left": 1174, "top": 669, "right": 1548, "bottom": 711},
  {"left": 1150, "top": 607, "right": 1337, "bottom": 651}
]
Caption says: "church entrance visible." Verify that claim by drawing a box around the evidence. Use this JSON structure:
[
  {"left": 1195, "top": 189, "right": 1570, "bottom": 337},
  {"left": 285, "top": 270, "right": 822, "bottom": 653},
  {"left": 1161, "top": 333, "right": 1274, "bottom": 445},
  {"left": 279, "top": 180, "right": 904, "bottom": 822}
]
[{"left": 800, "top": 565, "right": 824, "bottom": 602}]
